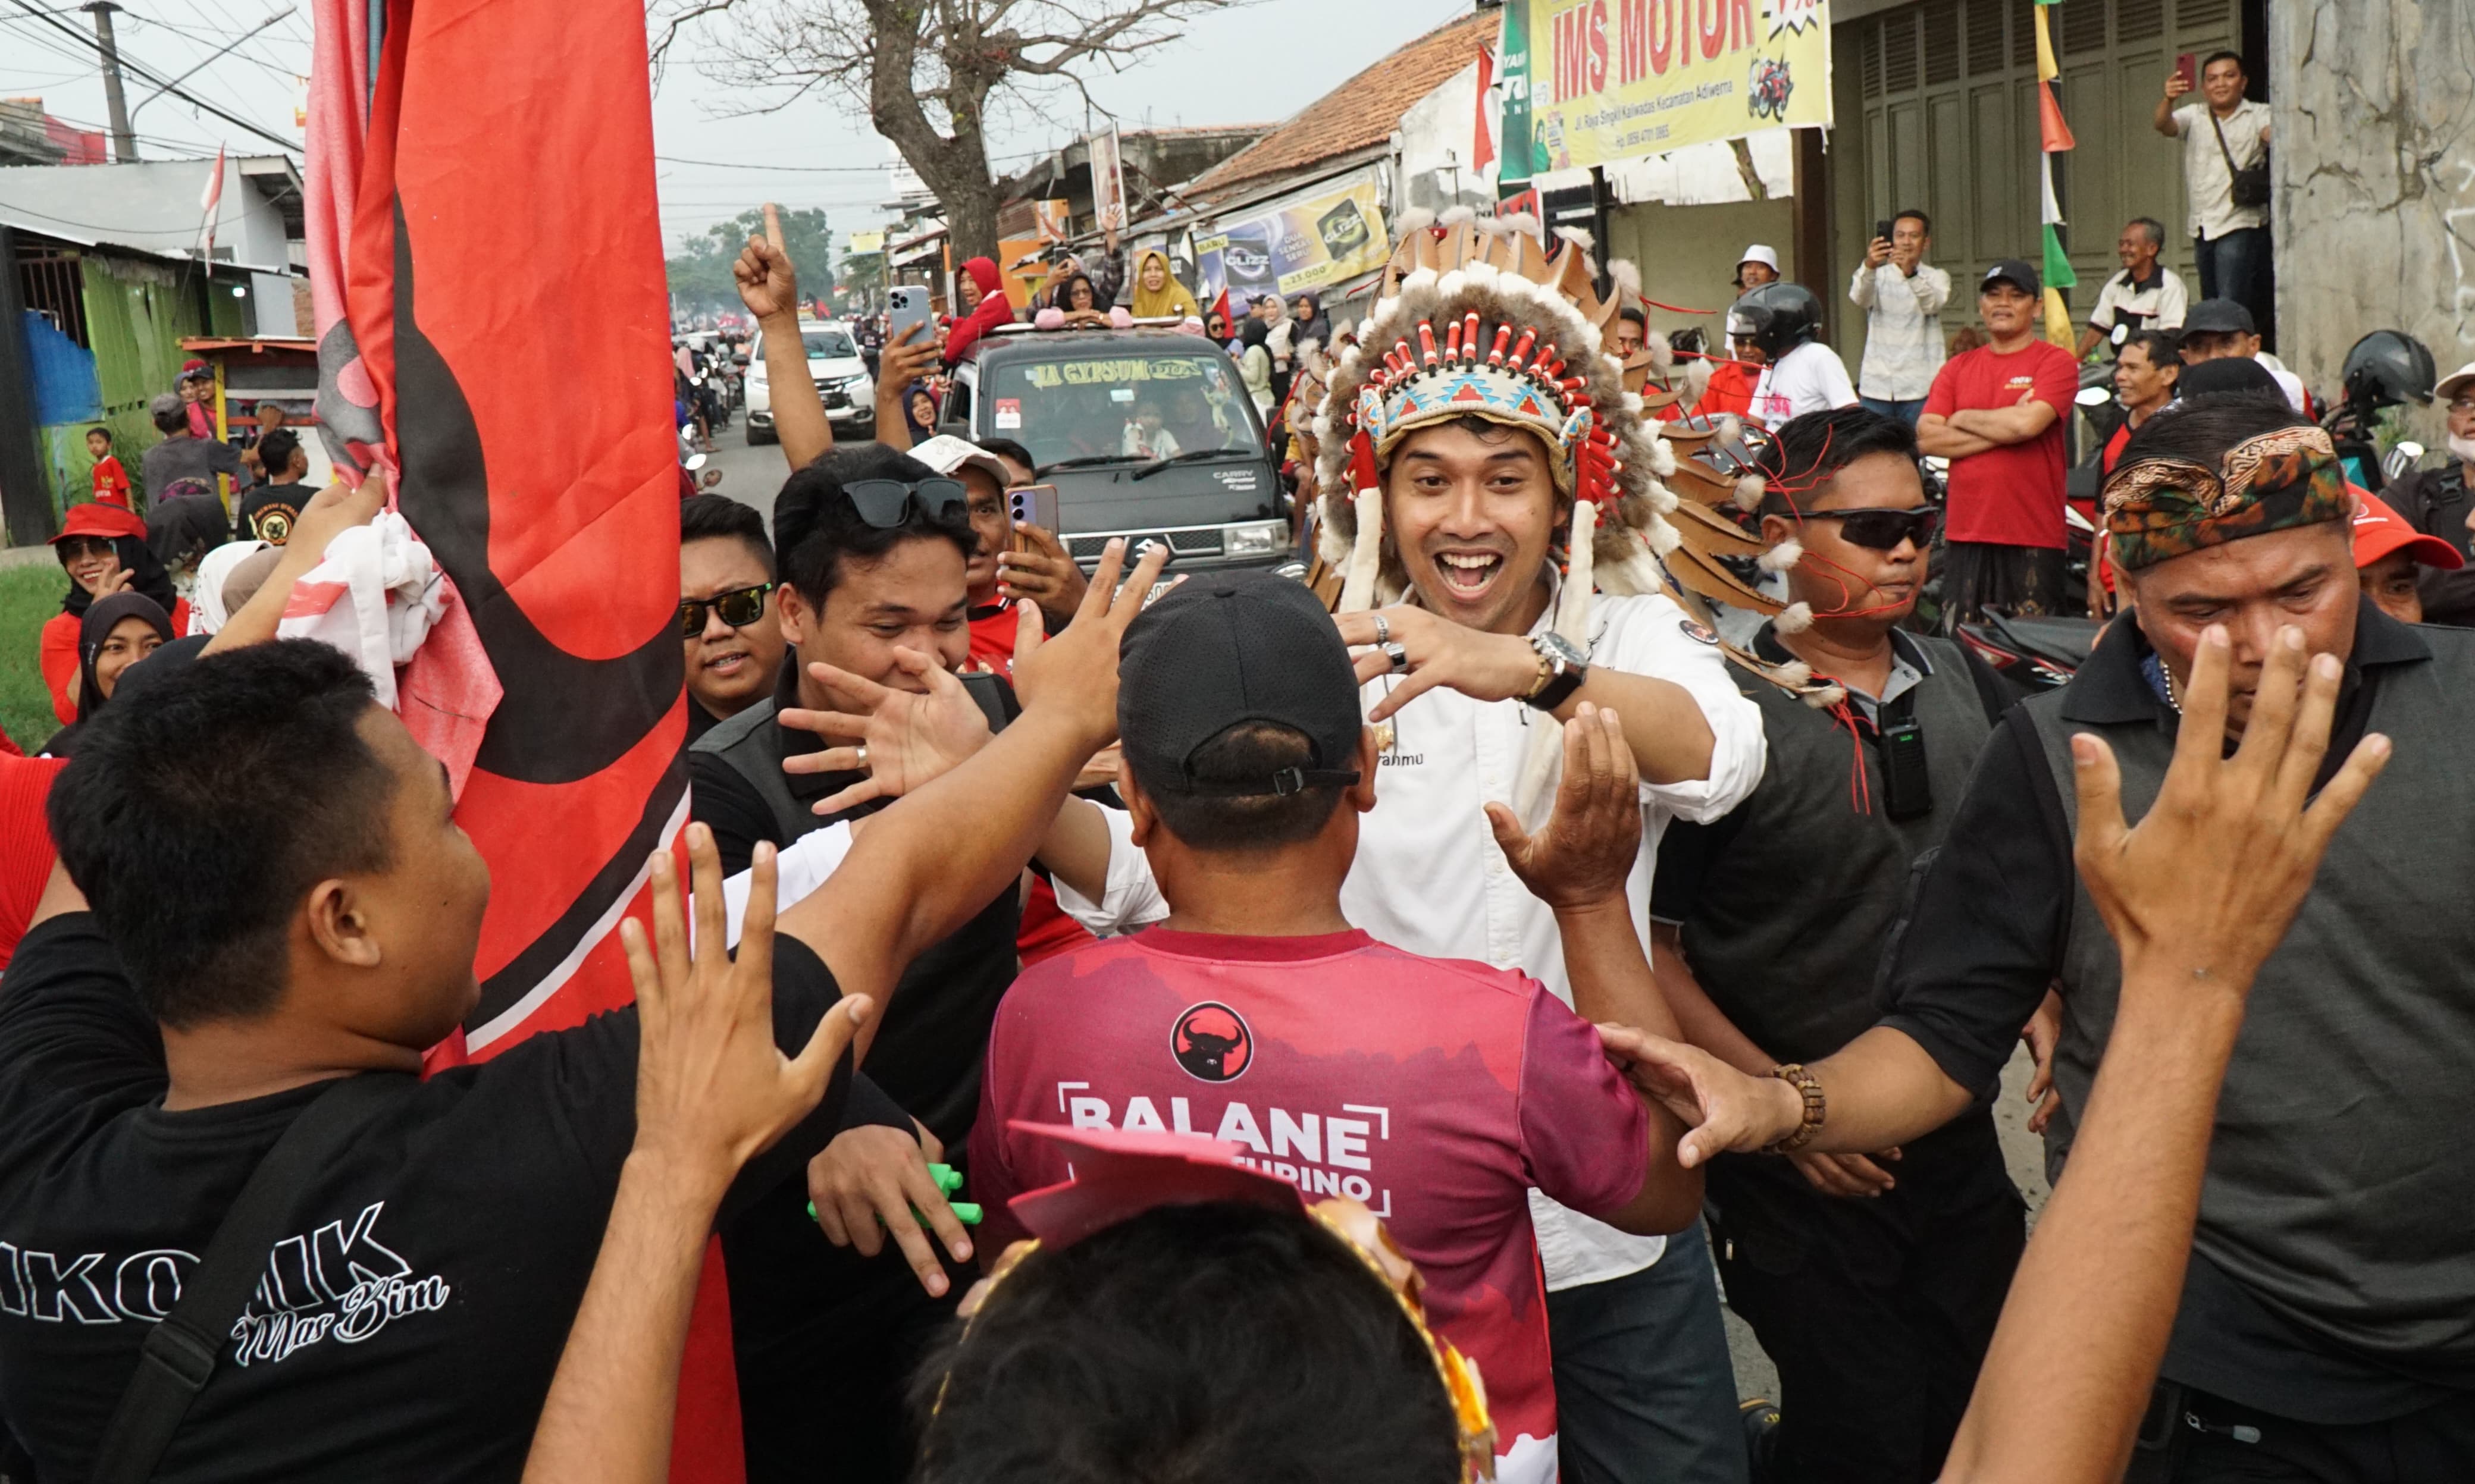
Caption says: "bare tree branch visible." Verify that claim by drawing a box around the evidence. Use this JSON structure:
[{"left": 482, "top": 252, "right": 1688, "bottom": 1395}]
[{"left": 647, "top": 0, "right": 1252, "bottom": 259}]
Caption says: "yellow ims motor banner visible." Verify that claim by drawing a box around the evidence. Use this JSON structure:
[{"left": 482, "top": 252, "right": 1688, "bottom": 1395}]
[{"left": 1500, "top": 0, "right": 1831, "bottom": 175}]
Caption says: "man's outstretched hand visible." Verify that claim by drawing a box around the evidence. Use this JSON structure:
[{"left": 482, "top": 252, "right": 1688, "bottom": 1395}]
[
  {"left": 1486, "top": 702, "right": 1641, "bottom": 911},
  {"left": 2072, "top": 623, "right": 2388, "bottom": 998},
  {"left": 734, "top": 203, "right": 801, "bottom": 324},
  {"left": 621, "top": 825, "right": 872, "bottom": 1197},
  {"left": 780, "top": 650, "right": 994, "bottom": 815},
  {"left": 1008, "top": 537, "right": 1174, "bottom": 749}
]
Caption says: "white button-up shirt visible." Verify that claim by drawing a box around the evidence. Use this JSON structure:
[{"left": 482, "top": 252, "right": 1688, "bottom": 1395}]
[
  {"left": 2171, "top": 99, "right": 2270, "bottom": 239},
  {"left": 1056, "top": 586, "right": 1768, "bottom": 1291},
  {"left": 1847, "top": 260, "right": 1953, "bottom": 401}
]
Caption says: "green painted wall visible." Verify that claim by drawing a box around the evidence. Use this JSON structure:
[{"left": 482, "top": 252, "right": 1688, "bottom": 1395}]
[{"left": 66, "top": 253, "right": 227, "bottom": 514}]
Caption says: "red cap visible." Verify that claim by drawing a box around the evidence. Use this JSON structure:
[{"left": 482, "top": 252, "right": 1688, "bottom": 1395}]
[
  {"left": 49, "top": 502, "right": 148, "bottom": 544},
  {"left": 2350, "top": 488, "right": 2463, "bottom": 572},
  {"left": 1003, "top": 1122, "right": 1302, "bottom": 1248}
]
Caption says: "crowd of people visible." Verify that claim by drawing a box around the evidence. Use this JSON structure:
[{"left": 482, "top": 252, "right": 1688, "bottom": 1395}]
[{"left": 0, "top": 95, "right": 2466, "bottom": 1484}]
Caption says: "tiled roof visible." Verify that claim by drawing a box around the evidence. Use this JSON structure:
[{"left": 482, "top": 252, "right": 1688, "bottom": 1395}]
[{"left": 1191, "top": 12, "right": 1489, "bottom": 194}]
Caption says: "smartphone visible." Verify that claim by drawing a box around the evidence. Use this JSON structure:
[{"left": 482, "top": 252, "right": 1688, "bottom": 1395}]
[
  {"left": 1007, "top": 483, "right": 1061, "bottom": 553},
  {"left": 1875, "top": 218, "right": 1894, "bottom": 246},
  {"left": 2173, "top": 52, "right": 2197, "bottom": 92},
  {"left": 888, "top": 285, "right": 932, "bottom": 346}
]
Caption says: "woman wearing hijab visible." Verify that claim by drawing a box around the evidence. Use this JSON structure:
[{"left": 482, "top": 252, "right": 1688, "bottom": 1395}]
[
  {"left": 1288, "top": 292, "right": 1327, "bottom": 356},
  {"left": 903, "top": 384, "right": 941, "bottom": 443},
  {"left": 1205, "top": 308, "right": 1235, "bottom": 350},
  {"left": 39, "top": 502, "right": 188, "bottom": 726},
  {"left": 942, "top": 256, "right": 1017, "bottom": 366},
  {"left": 1261, "top": 295, "right": 1299, "bottom": 409},
  {"left": 1236, "top": 316, "right": 1276, "bottom": 415},
  {"left": 1129, "top": 250, "right": 1199, "bottom": 321},
  {"left": 40, "top": 591, "right": 174, "bottom": 757}
]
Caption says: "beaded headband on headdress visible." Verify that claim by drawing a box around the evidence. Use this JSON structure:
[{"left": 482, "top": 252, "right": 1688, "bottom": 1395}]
[{"left": 2101, "top": 424, "right": 2349, "bottom": 570}]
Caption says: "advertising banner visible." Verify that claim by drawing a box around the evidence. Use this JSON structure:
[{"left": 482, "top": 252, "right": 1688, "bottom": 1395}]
[
  {"left": 1088, "top": 127, "right": 1127, "bottom": 233},
  {"left": 1194, "top": 171, "right": 1391, "bottom": 310},
  {"left": 1501, "top": 0, "right": 1830, "bottom": 174}
]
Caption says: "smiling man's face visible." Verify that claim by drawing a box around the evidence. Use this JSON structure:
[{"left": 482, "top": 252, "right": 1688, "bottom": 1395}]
[{"left": 1383, "top": 419, "right": 1561, "bottom": 636}]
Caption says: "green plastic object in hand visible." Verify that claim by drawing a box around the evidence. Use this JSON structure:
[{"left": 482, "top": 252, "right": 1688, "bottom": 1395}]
[{"left": 805, "top": 1162, "right": 984, "bottom": 1229}]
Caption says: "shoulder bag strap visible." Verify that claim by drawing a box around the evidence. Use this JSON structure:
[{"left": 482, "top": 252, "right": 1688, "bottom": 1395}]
[
  {"left": 86, "top": 1072, "right": 411, "bottom": 1484},
  {"left": 2207, "top": 109, "right": 2242, "bottom": 180}
]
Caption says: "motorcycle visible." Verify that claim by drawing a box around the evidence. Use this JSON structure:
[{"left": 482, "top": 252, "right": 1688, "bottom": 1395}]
[{"left": 1955, "top": 608, "right": 2101, "bottom": 703}]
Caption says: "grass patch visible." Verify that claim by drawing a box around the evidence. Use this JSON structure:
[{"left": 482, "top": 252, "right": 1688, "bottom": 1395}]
[{"left": 0, "top": 561, "right": 66, "bottom": 751}]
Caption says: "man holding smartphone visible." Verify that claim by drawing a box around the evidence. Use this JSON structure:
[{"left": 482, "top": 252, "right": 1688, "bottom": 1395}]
[
  {"left": 1848, "top": 209, "right": 1950, "bottom": 428},
  {"left": 2156, "top": 51, "right": 2272, "bottom": 344},
  {"left": 1647, "top": 408, "right": 2022, "bottom": 1483}
]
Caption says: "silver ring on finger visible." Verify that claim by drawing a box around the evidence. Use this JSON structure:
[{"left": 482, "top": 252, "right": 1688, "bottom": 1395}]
[
  {"left": 1382, "top": 641, "right": 1409, "bottom": 673},
  {"left": 854, "top": 745, "right": 870, "bottom": 770},
  {"left": 1371, "top": 613, "right": 1391, "bottom": 645}
]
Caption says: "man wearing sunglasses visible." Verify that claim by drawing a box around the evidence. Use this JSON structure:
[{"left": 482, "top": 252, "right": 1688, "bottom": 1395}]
[
  {"left": 679, "top": 494, "right": 785, "bottom": 743},
  {"left": 688, "top": 444, "right": 1011, "bottom": 1483},
  {"left": 1646, "top": 407, "right": 2023, "bottom": 1483}
]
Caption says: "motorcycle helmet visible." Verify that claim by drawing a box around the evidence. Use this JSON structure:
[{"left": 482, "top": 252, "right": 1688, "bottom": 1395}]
[
  {"left": 1726, "top": 282, "right": 1825, "bottom": 361},
  {"left": 2339, "top": 330, "right": 2436, "bottom": 410}
]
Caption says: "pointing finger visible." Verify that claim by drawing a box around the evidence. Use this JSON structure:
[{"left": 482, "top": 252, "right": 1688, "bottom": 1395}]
[{"left": 763, "top": 202, "right": 786, "bottom": 252}]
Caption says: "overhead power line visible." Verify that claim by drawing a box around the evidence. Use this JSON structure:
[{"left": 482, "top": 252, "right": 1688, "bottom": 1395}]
[{"left": 3, "top": 1, "right": 297, "bottom": 154}]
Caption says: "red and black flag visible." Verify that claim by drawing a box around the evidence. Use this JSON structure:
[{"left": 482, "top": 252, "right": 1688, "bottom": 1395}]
[{"left": 308, "top": 0, "right": 733, "bottom": 1474}]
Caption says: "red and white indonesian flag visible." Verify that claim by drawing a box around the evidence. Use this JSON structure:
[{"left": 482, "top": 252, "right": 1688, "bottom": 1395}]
[{"left": 196, "top": 145, "right": 225, "bottom": 258}]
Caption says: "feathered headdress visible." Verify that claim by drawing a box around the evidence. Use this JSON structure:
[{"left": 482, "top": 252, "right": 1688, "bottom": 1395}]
[{"left": 1308, "top": 211, "right": 1832, "bottom": 718}]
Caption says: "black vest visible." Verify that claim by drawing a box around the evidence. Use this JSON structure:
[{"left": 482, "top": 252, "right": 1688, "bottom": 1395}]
[{"left": 1677, "top": 633, "right": 1999, "bottom": 1063}]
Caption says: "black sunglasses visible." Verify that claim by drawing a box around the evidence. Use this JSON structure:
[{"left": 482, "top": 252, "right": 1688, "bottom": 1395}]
[
  {"left": 678, "top": 581, "right": 775, "bottom": 637},
  {"left": 1805, "top": 506, "right": 1941, "bottom": 551},
  {"left": 840, "top": 478, "right": 970, "bottom": 528}
]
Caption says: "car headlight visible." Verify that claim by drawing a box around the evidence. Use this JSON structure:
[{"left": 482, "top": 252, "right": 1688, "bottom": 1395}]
[
  {"left": 847, "top": 376, "right": 873, "bottom": 401},
  {"left": 1224, "top": 520, "right": 1290, "bottom": 557}
]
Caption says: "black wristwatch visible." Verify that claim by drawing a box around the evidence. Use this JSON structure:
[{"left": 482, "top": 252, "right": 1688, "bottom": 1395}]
[{"left": 1524, "top": 632, "right": 1590, "bottom": 711}]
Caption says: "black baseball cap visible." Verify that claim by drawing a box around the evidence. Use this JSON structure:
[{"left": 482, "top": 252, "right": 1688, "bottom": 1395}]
[
  {"left": 1981, "top": 259, "right": 2041, "bottom": 297},
  {"left": 1118, "top": 572, "right": 1364, "bottom": 798},
  {"left": 2183, "top": 297, "right": 2257, "bottom": 335},
  {"left": 2175, "top": 356, "right": 2282, "bottom": 400}
]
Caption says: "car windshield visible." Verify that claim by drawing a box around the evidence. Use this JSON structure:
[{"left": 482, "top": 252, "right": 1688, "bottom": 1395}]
[
  {"left": 759, "top": 328, "right": 858, "bottom": 360},
  {"left": 985, "top": 350, "right": 1261, "bottom": 468}
]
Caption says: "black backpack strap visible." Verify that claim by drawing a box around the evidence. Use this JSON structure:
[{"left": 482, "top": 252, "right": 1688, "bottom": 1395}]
[{"left": 87, "top": 1072, "right": 409, "bottom": 1484}]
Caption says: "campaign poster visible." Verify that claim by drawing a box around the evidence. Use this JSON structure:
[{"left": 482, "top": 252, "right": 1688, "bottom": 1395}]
[
  {"left": 1088, "top": 127, "right": 1127, "bottom": 233},
  {"left": 1515, "top": 0, "right": 1831, "bottom": 171},
  {"left": 1196, "top": 172, "right": 1392, "bottom": 305}
]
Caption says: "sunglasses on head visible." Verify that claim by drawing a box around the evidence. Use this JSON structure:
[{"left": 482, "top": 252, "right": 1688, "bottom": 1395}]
[
  {"left": 839, "top": 478, "right": 970, "bottom": 528},
  {"left": 1806, "top": 506, "right": 1941, "bottom": 551},
  {"left": 678, "top": 581, "right": 775, "bottom": 637}
]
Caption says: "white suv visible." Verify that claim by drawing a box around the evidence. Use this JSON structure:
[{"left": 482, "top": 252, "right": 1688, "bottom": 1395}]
[{"left": 746, "top": 320, "right": 875, "bottom": 444}]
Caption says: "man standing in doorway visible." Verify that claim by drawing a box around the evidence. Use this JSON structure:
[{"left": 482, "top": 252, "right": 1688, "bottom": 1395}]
[
  {"left": 2157, "top": 51, "right": 2272, "bottom": 344},
  {"left": 2077, "top": 217, "right": 2190, "bottom": 360},
  {"left": 1849, "top": 208, "right": 1950, "bottom": 426},
  {"left": 1918, "top": 261, "right": 2078, "bottom": 625}
]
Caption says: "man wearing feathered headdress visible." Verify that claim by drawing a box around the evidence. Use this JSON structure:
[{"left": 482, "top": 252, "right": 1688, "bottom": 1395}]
[{"left": 1049, "top": 208, "right": 1768, "bottom": 1484}]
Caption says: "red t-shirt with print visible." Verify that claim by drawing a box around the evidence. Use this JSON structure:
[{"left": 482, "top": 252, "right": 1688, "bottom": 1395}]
[
  {"left": 971, "top": 927, "right": 1649, "bottom": 1484},
  {"left": 1925, "top": 338, "right": 2078, "bottom": 549}
]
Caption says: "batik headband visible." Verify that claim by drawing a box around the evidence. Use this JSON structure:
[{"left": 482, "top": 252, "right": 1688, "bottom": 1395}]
[{"left": 2101, "top": 425, "right": 2350, "bottom": 571}]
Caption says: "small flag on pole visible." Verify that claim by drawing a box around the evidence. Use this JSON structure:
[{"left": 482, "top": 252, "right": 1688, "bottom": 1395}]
[
  {"left": 196, "top": 145, "right": 226, "bottom": 261},
  {"left": 2032, "top": 2, "right": 2077, "bottom": 350}
]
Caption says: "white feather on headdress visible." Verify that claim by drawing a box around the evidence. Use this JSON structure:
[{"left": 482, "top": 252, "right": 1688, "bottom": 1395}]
[
  {"left": 1732, "top": 474, "right": 1767, "bottom": 512},
  {"left": 1804, "top": 685, "right": 1848, "bottom": 710},
  {"left": 1439, "top": 204, "right": 1478, "bottom": 228},
  {"left": 1608, "top": 258, "right": 1641, "bottom": 297},
  {"left": 1775, "top": 601, "right": 1814, "bottom": 633},
  {"left": 1771, "top": 660, "right": 1813, "bottom": 689},
  {"left": 1756, "top": 538, "right": 1804, "bottom": 574},
  {"left": 1397, "top": 207, "right": 1437, "bottom": 234},
  {"left": 1337, "top": 487, "right": 1384, "bottom": 613},
  {"left": 1552, "top": 225, "right": 1595, "bottom": 251}
]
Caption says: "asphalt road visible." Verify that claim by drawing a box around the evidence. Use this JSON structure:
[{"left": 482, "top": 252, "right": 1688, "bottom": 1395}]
[{"left": 688, "top": 401, "right": 2061, "bottom": 1409}]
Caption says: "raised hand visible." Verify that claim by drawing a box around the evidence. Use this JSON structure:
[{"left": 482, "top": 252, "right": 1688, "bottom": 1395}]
[
  {"left": 2070, "top": 624, "right": 2389, "bottom": 995},
  {"left": 1008, "top": 537, "right": 1174, "bottom": 749},
  {"left": 779, "top": 649, "right": 993, "bottom": 815},
  {"left": 995, "top": 522, "right": 1091, "bottom": 620},
  {"left": 733, "top": 203, "right": 801, "bottom": 325},
  {"left": 619, "top": 825, "right": 873, "bottom": 1193},
  {"left": 1486, "top": 703, "right": 1640, "bottom": 911}
]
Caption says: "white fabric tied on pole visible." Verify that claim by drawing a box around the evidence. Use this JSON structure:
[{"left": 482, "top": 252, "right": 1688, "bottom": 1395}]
[{"left": 274, "top": 510, "right": 448, "bottom": 708}]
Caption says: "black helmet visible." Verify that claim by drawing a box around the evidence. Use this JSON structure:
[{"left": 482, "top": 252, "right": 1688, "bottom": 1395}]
[
  {"left": 1726, "top": 282, "right": 1824, "bottom": 360},
  {"left": 2339, "top": 330, "right": 2435, "bottom": 410}
]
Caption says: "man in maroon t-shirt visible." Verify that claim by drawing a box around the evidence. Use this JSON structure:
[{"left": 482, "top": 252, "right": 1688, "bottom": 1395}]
[
  {"left": 970, "top": 572, "right": 1701, "bottom": 1484},
  {"left": 1919, "top": 259, "right": 2080, "bottom": 626}
]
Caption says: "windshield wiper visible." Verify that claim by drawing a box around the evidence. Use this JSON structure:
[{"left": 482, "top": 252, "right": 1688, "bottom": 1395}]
[
  {"left": 1129, "top": 448, "right": 1255, "bottom": 481},
  {"left": 1037, "top": 454, "right": 1144, "bottom": 474}
]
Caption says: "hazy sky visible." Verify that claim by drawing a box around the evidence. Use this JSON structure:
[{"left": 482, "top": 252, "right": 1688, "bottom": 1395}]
[
  {"left": 648, "top": 0, "right": 1474, "bottom": 249},
  {"left": 0, "top": 1, "right": 1474, "bottom": 252}
]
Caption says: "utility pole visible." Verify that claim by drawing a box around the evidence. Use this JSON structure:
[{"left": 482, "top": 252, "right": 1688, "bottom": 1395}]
[{"left": 83, "top": 2, "right": 137, "bottom": 162}]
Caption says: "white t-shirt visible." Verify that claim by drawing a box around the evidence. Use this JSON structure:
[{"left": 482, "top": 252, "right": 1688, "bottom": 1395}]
[
  {"left": 1055, "top": 585, "right": 1769, "bottom": 1291},
  {"left": 1752, "top": 340, "right": 1859, "bottom": 426}
]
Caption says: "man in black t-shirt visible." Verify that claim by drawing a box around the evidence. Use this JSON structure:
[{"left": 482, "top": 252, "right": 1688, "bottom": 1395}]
[
  {"left": 0, "top": 556, "right": 1151, "bottom": 1482},
  {"left": 235, "top": 430, "right": 312, "bottom": 545}
]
